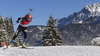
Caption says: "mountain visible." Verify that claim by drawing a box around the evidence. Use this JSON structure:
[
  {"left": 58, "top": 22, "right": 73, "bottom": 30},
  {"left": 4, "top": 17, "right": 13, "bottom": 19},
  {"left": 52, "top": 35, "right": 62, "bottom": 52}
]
[
  {"left": 55, "top": 3, "right": 100, "bottom": 28},
  {"left": 55, "top": 3, "right": 100, "bottom": 45},
  {"left": 60, "top": 23, "right": 99, "bottom": 45}
]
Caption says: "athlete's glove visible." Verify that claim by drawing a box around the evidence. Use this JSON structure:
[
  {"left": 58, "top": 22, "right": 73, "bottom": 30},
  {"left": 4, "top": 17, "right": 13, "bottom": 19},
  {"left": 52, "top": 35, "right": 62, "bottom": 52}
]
[
  {"left": 16, "top": 18, "right": 21, "bottom": 23},
  {"left": 16, "top": 20, "right": 19, "bottom": 23}
]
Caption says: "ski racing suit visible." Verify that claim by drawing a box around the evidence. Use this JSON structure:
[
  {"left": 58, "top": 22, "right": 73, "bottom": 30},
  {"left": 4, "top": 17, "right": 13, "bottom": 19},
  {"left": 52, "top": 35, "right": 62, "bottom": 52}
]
[{"left": 11, "top": 17, "right": 32, "bottom": 43}]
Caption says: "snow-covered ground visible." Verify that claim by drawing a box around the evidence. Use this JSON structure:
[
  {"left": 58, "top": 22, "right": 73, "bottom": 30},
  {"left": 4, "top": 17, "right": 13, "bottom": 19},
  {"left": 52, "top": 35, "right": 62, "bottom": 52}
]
[{"left": 0, "top": 46, "right": 100, "bottom": 56}]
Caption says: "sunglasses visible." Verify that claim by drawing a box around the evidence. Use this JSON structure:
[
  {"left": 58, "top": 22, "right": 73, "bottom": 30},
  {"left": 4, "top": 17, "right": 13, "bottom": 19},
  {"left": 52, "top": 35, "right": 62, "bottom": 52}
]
[{"left": 28, "top": 18, "right": 31, "bottom": 19}]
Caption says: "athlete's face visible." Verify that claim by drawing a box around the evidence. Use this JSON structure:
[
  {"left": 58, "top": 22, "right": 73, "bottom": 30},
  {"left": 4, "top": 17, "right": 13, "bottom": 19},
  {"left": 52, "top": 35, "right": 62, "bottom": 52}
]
[{"left": 26, "top": 17, "right": 31, "bottom": 21}]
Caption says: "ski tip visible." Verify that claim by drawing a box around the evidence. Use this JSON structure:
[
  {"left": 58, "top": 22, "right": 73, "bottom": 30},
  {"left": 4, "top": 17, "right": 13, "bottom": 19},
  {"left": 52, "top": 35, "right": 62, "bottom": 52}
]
[{"left": 22, "top": 46, "right": 26, "bottom": 48}]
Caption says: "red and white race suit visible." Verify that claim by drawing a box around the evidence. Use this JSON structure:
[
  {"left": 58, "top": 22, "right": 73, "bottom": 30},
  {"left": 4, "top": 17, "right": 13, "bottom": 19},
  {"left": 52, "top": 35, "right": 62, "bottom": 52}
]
[{"left": 20, "top": 17, "right": 31, "bottom": 27}]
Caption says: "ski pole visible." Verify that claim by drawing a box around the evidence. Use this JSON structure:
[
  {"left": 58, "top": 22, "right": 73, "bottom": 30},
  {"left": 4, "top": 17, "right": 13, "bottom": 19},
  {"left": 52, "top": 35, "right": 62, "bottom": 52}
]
[{"left": 8, "top": 23, "right": 18, "bottom": 29}]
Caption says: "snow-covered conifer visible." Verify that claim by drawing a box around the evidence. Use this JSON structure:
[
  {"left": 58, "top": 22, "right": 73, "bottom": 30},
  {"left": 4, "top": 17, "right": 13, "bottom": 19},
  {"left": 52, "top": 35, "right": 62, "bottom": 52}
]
[{"left": 42, "top": 15, "right": 63, "bottom": 46}]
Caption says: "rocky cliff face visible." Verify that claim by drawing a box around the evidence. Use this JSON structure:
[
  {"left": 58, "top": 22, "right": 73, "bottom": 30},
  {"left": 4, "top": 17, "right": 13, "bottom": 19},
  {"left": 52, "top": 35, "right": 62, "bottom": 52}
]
[{"left": 60, "top": 23, "right": 98, "bottom": 45}]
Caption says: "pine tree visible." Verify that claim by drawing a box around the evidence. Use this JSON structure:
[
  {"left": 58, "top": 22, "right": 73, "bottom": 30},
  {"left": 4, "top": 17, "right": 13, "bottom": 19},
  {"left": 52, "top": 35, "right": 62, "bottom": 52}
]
[
  {"left": 42, "top": 15, "right": 63, "bottom": 46},
  {"left": 4, "top": 17, "right": 14, "bottom": 45},
  {"left": 8, "top": 17, "right": 14, "bottom": 40},
  {"left": 0, "top": 16, "right": 5, "bottom": 29},
  {"left": 0, "top": 16, "right": 14, "bottom": 46}
]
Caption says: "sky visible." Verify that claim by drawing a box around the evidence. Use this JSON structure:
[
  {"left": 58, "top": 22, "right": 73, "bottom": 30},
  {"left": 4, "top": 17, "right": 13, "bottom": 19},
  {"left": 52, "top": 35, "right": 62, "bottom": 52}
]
[{"left": 0, "top": 0, "right": 100, "bottom": 31}]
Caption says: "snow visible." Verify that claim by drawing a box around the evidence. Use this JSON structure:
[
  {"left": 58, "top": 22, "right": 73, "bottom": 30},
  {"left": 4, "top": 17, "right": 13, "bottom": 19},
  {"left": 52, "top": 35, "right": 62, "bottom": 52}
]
[
  {"left": 78, "top": 21, "right": 82, "bottom": 23},
  {"left": 37, "top": 26, "right": 45, "bottom": 30},
  {"left": 0, "top": 46, "right": 100, "bottom": 56},
  {"left": 0, "top": 29, "right": 6, "bottom": 32},
  {"left": 85, "top": 3, "right": 100, "bottom": 13},
  {"left": 91, "top": 37, "right": 100, "bottom": 45}
]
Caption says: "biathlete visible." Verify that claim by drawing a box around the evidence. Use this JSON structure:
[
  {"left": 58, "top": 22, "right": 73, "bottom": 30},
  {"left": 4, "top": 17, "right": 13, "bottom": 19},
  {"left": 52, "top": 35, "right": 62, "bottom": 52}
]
[{"left": 9, "top": 14, "right": 33, "bottom": 48}]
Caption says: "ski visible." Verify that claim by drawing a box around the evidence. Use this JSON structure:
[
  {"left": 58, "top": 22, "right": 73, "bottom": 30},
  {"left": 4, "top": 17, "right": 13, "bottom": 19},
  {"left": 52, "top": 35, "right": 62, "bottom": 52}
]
[
  {"left": 2, "top": 47, "right": 35, "bottom": 50},
  {"left": 20, "top": 47, "right": 34, "bottom": 49},
  {"left": 2, "top": 48, "right": 8, "bottom": 50},
  {"left": 2, "top": 47, "right": 10, "bottom": 50}
]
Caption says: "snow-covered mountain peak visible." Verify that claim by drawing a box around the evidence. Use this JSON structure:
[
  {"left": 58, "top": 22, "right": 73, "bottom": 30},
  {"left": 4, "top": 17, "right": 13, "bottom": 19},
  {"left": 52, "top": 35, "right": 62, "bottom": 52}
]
[
  {"left": 83, "top": 3, "right": 100, "bottom": 13},
  {"left": 55, "top": 3, "right": 100, "bottom": 28}
]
